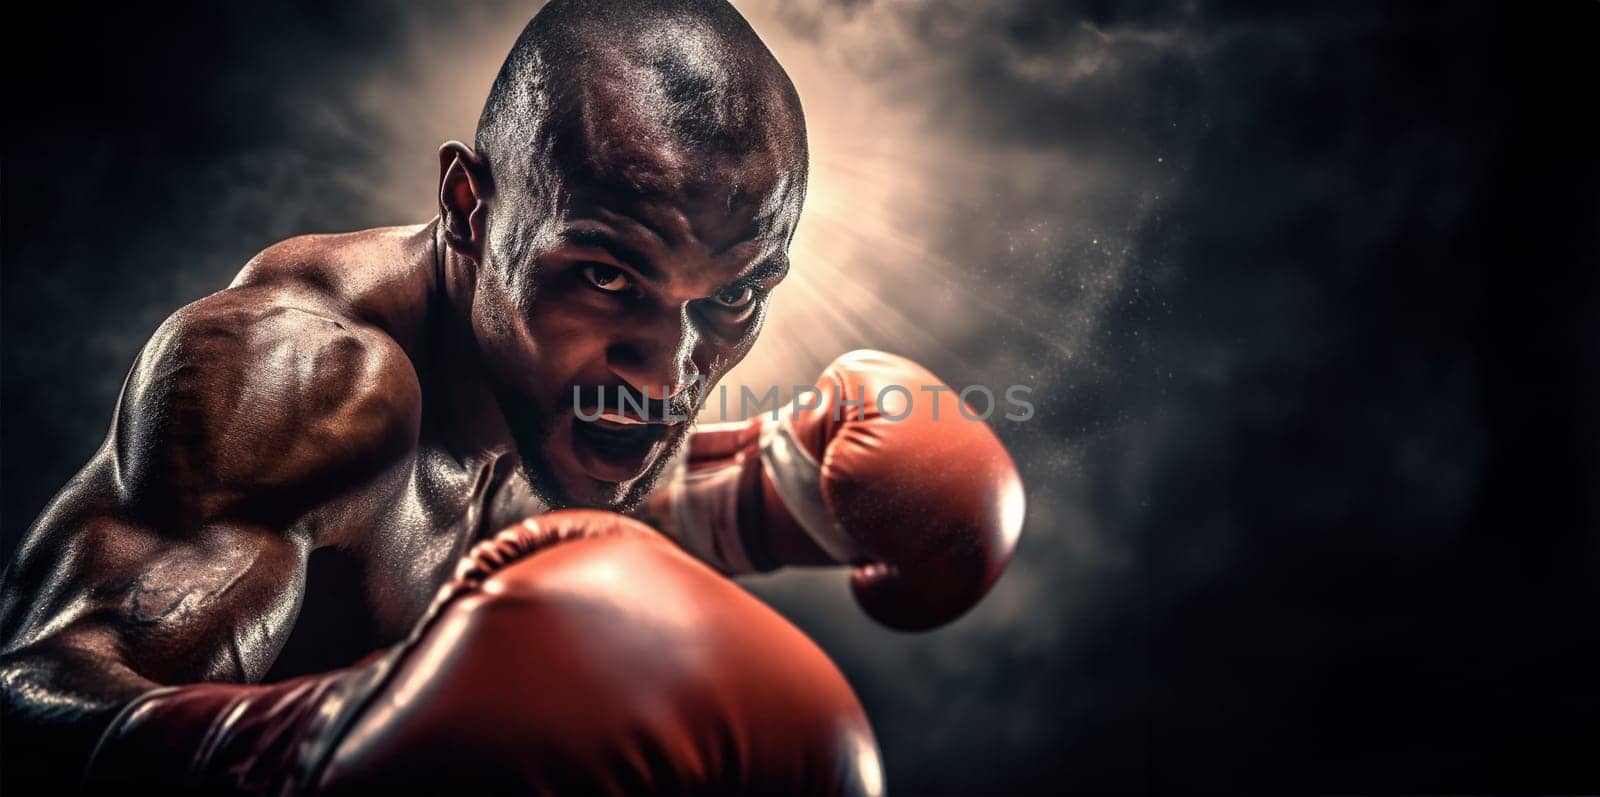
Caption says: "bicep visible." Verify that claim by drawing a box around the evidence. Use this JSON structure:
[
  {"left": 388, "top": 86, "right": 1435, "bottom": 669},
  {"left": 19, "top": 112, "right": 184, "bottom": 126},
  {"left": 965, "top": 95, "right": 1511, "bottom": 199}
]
[
  {"left": 94, "top": 515, "right": 309, "bottom": 684},
  {"left": 4, "top": 470, "right": 311, "bottom": 686}
]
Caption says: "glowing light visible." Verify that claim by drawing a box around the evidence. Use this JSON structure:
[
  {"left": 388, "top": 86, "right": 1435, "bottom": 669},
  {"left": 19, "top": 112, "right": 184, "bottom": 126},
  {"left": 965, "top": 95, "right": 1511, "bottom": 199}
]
[
  {"left": 854, "top": 730, "right": 886, "bottom": 797},
  {"left": 365, "top": 3, "right": 1128, "bottom": 419}
]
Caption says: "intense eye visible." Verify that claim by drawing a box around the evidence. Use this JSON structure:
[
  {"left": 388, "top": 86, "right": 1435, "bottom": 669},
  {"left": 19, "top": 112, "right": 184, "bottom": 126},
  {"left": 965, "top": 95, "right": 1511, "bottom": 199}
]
[
  {"left": 712, "top": 285, "right": 755, "bottom": 309},
  {"left": 581, "top": 263, "right": 633, "bottom": 294}
]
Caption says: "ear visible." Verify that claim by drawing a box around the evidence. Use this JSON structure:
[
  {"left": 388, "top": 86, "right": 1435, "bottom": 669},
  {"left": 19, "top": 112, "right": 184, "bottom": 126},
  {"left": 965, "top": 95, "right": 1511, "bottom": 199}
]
[{"left": 438, "top": 141, "right": 489, "bottom": 262}]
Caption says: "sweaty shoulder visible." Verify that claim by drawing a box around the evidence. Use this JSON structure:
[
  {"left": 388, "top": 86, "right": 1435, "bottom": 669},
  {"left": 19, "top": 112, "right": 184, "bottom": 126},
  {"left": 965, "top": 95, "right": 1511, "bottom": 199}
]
[
  {"left": 230, "top": 225, "right": 437, "bottom": 333},
  {"left": 115, "top": 280, "right": 422, "bottom": 529}
]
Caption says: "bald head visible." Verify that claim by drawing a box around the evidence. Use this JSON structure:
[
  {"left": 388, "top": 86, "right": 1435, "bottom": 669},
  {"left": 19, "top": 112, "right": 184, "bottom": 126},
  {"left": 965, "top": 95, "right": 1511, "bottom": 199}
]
[
  {"left": 447, "top": 1, "right": 809, "bottom": 512},
  {"left": 475, "top": 0, "right": 807, "bottom": 216}
]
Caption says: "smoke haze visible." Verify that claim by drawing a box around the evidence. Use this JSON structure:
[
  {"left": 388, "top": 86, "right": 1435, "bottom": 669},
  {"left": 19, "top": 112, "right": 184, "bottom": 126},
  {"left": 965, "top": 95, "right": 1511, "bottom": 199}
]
[{"left": 4, "top": 1, "right": 1596, "bottom": 791}]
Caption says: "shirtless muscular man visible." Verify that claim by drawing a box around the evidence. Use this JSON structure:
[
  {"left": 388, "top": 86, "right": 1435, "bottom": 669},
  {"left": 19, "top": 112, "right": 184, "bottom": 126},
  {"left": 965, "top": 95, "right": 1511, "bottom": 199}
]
[{"left": 0, "top": 1, "right": 1022, "bottom": 792}]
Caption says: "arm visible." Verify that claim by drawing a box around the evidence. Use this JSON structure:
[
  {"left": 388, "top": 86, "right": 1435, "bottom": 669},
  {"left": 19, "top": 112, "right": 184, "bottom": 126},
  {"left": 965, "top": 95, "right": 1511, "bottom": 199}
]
[
  {"left": 78, "top": 510, "right": 881, "bottom": 795},
  {"left": 0, "top": 290, "right": 419, "bottom": 788}
]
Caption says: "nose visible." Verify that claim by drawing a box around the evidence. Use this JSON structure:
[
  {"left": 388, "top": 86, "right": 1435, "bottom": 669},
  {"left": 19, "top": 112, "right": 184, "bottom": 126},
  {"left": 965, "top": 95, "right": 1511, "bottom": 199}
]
[{"left": 607, "top": 303, "right": 701, "bottom": 401}]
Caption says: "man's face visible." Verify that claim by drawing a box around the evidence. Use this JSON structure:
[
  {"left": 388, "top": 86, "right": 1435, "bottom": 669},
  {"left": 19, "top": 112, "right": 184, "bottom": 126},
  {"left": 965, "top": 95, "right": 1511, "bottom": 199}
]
[{"left": 471, "top": 154, "right": 800, "bottom": 511}]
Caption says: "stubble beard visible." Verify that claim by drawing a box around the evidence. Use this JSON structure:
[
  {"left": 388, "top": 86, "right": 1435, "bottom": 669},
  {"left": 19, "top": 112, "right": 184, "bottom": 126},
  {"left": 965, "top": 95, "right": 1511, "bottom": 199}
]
[{"left": 508, "top": 404, "right": 694, "bottom": 515}]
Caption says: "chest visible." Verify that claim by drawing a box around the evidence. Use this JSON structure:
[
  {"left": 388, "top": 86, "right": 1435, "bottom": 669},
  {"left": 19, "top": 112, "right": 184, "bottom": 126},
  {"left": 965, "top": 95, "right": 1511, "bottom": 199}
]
[{"left": 265, "top": 443, "right": 542, "bottom": 678}]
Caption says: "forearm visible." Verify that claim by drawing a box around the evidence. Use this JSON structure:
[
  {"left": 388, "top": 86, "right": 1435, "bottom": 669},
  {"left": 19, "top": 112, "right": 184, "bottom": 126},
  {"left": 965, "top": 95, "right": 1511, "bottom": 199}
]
[
  {"left": 636, "top": 422, "right": 835, "bottom": 574},
  {"left": 0, "top": 641, "right": 157, "bottom": 791}
]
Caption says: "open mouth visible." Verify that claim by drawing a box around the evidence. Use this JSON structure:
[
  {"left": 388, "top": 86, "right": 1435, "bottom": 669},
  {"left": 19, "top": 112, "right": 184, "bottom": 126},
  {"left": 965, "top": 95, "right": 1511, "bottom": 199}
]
[{"left": 569, "top": 410, "right": 676, "bottom": 483}]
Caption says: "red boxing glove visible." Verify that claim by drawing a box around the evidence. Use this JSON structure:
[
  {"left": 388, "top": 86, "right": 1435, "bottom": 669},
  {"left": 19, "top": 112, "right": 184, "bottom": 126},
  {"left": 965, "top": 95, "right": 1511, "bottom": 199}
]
[
  {"left": 646, "top": 350, "right": 1025, "bottom": 631},
  {"left": 85, "top": 510, "right": 882, "bottom": 795}
]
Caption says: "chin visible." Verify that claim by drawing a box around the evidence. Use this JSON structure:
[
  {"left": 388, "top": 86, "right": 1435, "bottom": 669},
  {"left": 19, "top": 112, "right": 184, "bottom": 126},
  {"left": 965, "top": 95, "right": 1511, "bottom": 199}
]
[
  {"left": 522, "top": 458, "right": 655, "bottom": 514},
  {"left": 521, "top": 438, "right": 681, "bottom": 514},
  {"left": 560, "top": 470, "right": 637, "bottom": 511}
]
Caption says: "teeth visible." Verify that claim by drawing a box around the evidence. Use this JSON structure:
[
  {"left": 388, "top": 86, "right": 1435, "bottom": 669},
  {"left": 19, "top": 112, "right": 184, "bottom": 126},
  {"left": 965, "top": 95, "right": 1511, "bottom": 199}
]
[{"left": 596, "top": 411, "right": 647, "bottom": 426}]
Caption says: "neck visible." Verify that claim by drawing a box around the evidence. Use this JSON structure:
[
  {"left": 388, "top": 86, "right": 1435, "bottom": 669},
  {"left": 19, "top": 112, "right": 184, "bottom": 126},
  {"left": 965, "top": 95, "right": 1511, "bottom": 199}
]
[
  {"left": 419, "top": 219, "right": 519, "bottom": 464},
  {"left": 432, "top": 219, "right": 478, "bottom": 328},
  {"left": 423, "top": 223, "right": 545, "bottom": 524}
]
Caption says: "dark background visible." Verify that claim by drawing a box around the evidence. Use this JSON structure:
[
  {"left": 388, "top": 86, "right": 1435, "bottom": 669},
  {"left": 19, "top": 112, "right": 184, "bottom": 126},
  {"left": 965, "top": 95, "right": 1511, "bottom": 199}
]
[{"left": 4, "top": 1, "right": 1597, "bottom": 793}]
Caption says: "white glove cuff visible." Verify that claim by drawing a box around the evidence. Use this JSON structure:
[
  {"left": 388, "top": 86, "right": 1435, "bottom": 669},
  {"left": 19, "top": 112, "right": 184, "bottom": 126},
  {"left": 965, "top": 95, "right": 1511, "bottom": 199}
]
[{"left": 759, "top": 408, "right": 867, "bottom": 564}]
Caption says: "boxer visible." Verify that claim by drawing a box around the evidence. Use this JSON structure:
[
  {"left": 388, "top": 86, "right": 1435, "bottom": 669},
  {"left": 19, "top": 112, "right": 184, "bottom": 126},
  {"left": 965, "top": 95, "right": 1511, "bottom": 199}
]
[{"left": 0, "top": 0, "right": 1021, "bottom": 792}]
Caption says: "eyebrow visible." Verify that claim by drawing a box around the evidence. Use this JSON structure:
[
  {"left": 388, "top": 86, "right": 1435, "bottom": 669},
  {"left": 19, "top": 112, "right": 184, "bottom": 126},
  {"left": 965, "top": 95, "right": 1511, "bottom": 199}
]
[
  {"left": 560, "top": 228, "right": 663, "bottom": 282},
  {"left": 725, "top": 257, "right": 789, "bottom": 291},
  {"left": 561, "top": 226, "right": 789, "bottom": 293}
]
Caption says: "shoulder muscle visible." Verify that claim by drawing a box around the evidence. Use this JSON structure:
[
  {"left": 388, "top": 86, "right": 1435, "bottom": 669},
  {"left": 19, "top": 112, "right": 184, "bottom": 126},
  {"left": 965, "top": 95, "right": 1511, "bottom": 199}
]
[{"left": 114, "top": 288, "right": 421, "bottom": 527}]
